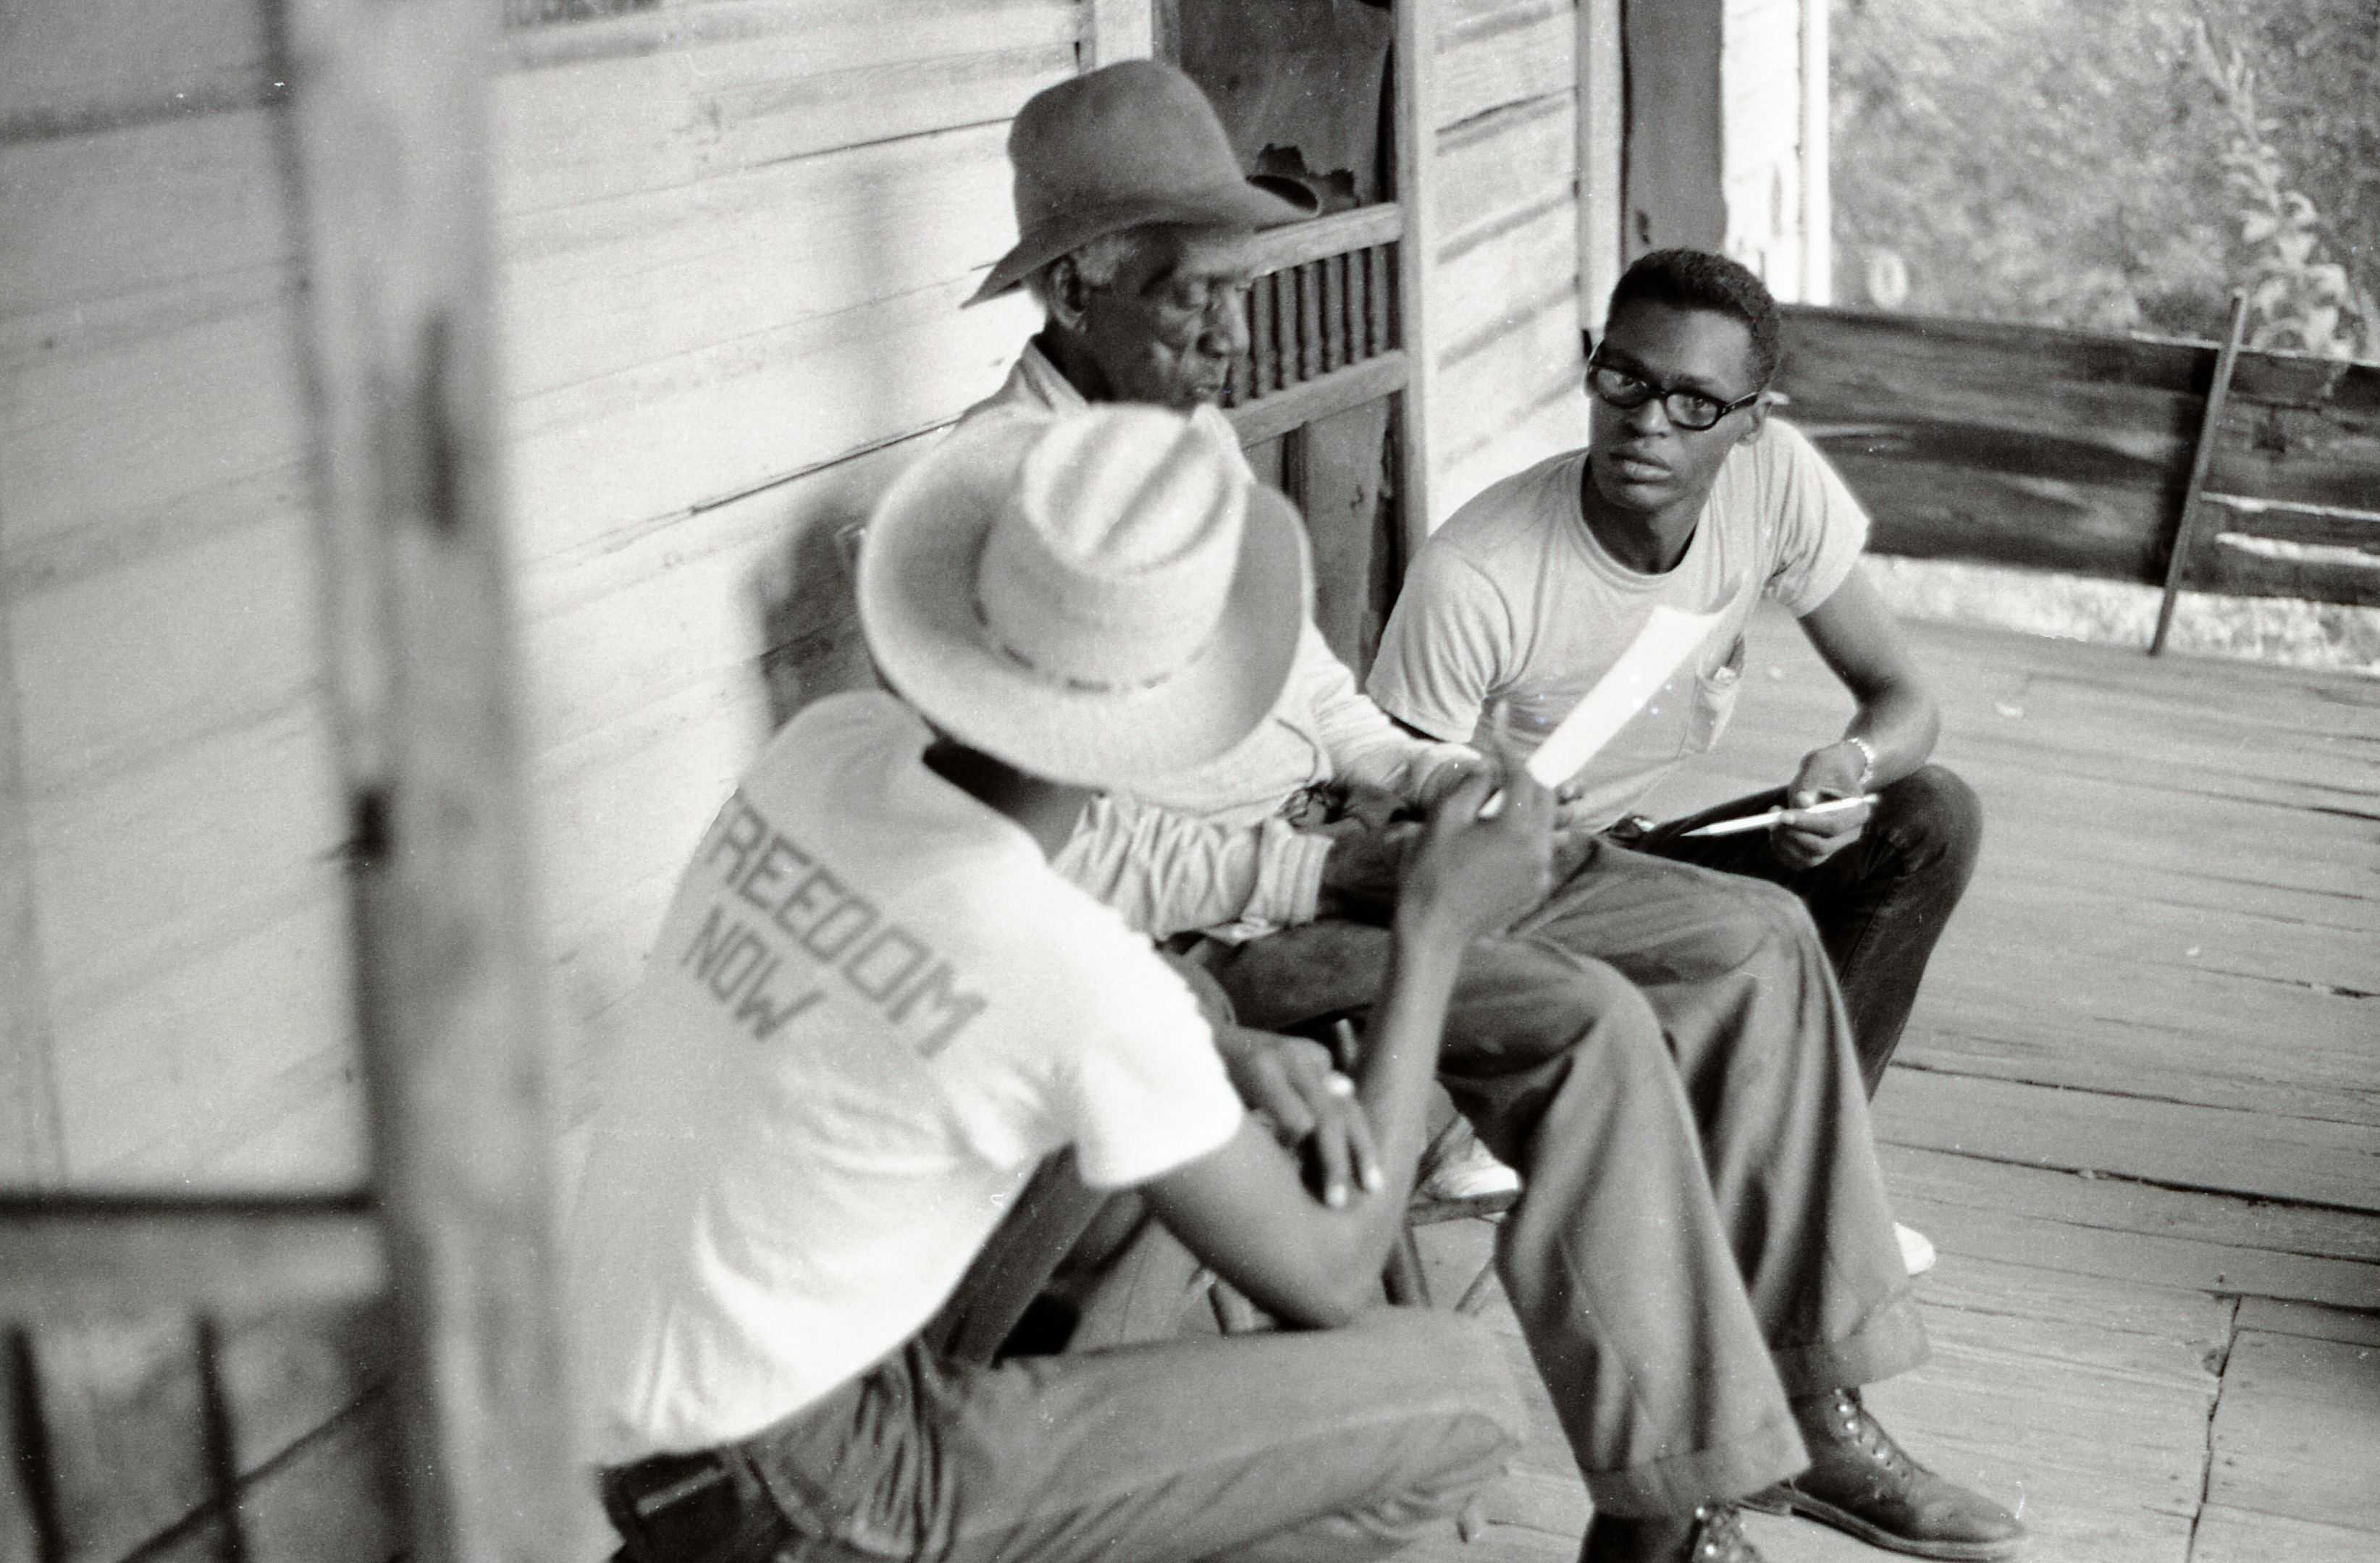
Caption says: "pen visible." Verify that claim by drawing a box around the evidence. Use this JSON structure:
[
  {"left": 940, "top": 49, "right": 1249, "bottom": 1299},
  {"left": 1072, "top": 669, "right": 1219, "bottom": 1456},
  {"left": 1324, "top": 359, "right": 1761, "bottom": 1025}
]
[{"left": 1680, "top": 793, "right": 1881, "bottom": 838}]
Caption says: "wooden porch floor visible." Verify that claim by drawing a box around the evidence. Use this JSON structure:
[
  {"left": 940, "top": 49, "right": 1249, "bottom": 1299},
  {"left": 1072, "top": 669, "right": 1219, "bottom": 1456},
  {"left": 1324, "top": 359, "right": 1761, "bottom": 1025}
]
[{"left": 1409, "top": 607, "right": 2380, "bottom": 1563}]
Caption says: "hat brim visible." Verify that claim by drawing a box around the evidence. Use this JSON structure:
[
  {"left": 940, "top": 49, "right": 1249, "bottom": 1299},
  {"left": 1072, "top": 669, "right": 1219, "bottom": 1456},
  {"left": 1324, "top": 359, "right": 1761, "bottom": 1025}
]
[
  {"left": 964, "top": 177, "right": 1318, "bottom": 307},
  {"left": 858, "top": 421, "right": 1309, "bottom": 790}
]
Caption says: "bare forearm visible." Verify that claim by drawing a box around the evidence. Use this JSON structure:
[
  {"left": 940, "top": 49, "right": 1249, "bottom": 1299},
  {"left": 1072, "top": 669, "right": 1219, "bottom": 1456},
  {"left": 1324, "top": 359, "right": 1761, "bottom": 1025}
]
[
  {"left": 1347, "top": 918, "right": 1467, "bottom": 1214},
  {"left": 1836, "top": 681, "right": 1938, "bottom": 788}
]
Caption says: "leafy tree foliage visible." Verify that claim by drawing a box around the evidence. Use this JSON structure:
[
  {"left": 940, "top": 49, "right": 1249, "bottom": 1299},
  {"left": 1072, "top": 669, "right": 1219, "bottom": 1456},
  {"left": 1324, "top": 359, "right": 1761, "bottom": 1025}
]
[{"left": 1833, "top": 0, "right": 2376, "bottom": 358}]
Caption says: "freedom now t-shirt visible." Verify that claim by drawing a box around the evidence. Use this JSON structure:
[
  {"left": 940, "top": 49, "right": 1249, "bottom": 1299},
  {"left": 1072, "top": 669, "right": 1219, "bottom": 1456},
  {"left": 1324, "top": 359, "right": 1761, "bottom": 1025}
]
[
  {"left": 568, "top": 692, "right": 1242, "bottom": 1464},
  {"left": 1366, "top": 419, "right": 1867, "bottom": 830}
]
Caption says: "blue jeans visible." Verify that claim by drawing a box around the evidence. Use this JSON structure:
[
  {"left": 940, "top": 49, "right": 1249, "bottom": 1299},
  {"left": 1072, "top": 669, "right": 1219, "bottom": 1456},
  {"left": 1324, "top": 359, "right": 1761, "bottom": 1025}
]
[
  {"left": 599, "top": 1309, "right": 1522, "bottom": 1563},
  {"left": 1636, "top": 765, "right": 1983, "bottom": 1097}
]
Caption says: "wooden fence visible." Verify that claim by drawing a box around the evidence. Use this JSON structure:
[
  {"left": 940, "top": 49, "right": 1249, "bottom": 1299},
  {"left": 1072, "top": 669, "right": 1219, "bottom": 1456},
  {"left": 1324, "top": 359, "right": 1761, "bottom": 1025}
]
[{"left": 1774, "top": 306, "right": 2380, "bottom": 610}]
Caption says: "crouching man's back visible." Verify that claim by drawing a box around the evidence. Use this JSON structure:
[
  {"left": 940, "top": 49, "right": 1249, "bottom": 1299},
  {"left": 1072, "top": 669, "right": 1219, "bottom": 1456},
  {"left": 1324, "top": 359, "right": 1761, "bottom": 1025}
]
[{"left": 568, "top": 407, "right": 1549, "bottom": 1563}]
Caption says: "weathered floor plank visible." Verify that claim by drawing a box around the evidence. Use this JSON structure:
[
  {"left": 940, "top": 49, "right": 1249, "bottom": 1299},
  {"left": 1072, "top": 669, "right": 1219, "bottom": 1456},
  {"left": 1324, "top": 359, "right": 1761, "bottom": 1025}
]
[
  {"left": 2190, "top": 1504, "right": 2380, "bottom": 1563},
  {"left": 1872, "top": 1069, "right": 2380, "bottom": 1213},
  {"left": 2204, "top": 1329, "right": 2380, "bottom": 1534}
]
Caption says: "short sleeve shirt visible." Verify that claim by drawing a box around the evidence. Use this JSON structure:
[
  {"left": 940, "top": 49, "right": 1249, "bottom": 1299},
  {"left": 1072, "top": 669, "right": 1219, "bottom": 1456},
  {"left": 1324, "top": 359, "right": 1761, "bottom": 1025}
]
[
  {"left": 1366, "top": 420, "right": 1867, "bottom": 830},
  {"left": 567, "top": 693, "right": 1243, "bottom": 1464}
]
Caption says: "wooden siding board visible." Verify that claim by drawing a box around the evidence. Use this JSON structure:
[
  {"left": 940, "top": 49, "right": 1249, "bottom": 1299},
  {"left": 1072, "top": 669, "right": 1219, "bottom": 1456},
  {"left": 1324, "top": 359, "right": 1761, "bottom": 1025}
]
[
  {"left": 510, "top": 279, "right": 1032, "bottom": 563},
  {"left": 25, "top": 700, "right": 342, "bottom": 994},
  {"left": 2, "top": 277, "right": 311, "bottom": 591},
  {"left": 1433, "top": 198, "right": 1578, "bottom": 363},
  {"left": 10, "top": 512, "right": 320, "bottom": 796},
  {"left": 52, "top": 898, "right": 359, "bottom": 1187},
  {"left": 1775, "top": 306, "right": 2380, "bottom": 591},
  {"left": 1435, "top": 4, "right": 1572, "bottom": 131},
  {"left": 1439, "top": 384, "right": 1586, "bottom": 519},
  {"left": 0, "top": 107, "right": 292, "bottom": 320},
  {"left": 1433, "top": 96, "right": 1573, "bottom": 253},
  {"left": 1436, "top": 294, "right": 1580, "bottom": 472},
  {"left": 0, "top": 0, "right": 273, "bottom": 138},
  {"left": 497, "top": 18, "right": 1075, "bottom": 214},
  {"left": 503, "top": 119, "right": 1019, "bottom": 397}
]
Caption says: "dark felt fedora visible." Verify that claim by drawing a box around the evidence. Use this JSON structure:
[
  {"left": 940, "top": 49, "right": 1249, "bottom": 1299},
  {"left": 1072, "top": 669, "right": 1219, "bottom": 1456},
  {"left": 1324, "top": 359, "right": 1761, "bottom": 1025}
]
[{"left": 966, "top": 60, "right": 1316, "bottom": 307}]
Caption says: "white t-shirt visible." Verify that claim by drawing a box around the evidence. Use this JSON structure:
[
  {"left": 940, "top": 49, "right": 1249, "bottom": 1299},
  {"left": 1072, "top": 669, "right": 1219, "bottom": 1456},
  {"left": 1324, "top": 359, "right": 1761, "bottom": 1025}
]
[
  {"left": 1366, "top": 420, "right": 1867, "bottom": 830},
  {"left": 568, "top": 692, "right": 1242, "bottom": 1465}
]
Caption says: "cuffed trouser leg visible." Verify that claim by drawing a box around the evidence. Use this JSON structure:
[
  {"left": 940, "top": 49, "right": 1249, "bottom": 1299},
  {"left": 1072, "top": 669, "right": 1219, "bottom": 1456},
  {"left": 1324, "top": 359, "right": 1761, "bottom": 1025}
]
[{"left": 1513, "top": 844, "right": 1928, "bottom": 1399}]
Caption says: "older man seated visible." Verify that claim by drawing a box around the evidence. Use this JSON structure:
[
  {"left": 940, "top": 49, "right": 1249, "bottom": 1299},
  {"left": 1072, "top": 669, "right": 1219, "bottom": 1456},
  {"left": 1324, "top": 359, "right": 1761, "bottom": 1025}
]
[{"left": 934, "top": 61, "right": 2027, "bottom": 1563}]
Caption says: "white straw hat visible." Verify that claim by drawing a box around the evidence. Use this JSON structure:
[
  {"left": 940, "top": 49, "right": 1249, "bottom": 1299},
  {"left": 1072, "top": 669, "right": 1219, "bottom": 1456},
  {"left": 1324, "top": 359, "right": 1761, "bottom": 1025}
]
[{"left": 859, "top": 408, "right": 1308, "bottom": 788}]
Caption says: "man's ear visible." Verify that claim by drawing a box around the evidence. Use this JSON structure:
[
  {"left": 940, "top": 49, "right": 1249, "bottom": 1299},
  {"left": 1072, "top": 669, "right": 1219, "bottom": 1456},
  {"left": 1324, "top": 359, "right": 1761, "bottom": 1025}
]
[
  {"left": 1737, "top": 397, "right": 1770, "bottom": 445},
  {"left": 1044, "top": 255, "right": 1090, "bottom": 332}
]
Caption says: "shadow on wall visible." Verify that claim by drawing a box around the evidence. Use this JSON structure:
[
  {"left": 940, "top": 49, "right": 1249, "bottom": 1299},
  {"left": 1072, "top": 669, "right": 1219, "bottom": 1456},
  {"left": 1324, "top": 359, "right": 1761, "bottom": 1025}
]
[{"left": 755, "top": 501, "right": 881, "bottom": 735}]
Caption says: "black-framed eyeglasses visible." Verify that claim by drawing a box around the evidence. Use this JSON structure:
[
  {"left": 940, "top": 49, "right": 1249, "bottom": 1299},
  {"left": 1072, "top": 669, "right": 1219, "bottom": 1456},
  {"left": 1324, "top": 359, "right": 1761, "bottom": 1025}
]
[{"left": 1584, "top": 359, "right": 1763, "bottom": 432}]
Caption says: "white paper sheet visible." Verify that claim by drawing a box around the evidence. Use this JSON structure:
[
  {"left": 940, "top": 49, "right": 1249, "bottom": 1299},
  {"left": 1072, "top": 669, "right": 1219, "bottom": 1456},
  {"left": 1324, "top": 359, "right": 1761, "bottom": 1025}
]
[{"left": 1520, "top": 604, "right": 1723, "bottom": 785}]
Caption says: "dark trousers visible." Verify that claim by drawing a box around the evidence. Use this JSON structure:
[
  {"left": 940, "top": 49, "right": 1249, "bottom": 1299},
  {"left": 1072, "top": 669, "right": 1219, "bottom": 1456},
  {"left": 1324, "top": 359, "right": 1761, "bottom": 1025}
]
[{"left": 1636, "top": 764, "right": 1982, "bottom": 1097}]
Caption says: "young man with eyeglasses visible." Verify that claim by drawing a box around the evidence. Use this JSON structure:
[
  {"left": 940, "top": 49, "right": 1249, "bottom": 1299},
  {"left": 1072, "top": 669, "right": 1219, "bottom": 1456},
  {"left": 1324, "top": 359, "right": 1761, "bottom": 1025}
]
[{"left": 1368, "top": 245, "right": 1983, "bottom": 1183}]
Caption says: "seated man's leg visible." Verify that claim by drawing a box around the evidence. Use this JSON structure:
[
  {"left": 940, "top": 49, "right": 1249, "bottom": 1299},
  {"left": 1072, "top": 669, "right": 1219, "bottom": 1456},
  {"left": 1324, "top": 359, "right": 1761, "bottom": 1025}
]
[
  {"left": 1642, "top": 766, "right": 1984, "bottom": 1095},
  {"left": 608, "top": 1309, "right": 1522, "bottom": 1563},
  {"left": 1442, "top": 935, "right": 1820, "bottom": 1517},
  {"left": 1519, "top": 846, "right": 2020, "bottom": 1558}
]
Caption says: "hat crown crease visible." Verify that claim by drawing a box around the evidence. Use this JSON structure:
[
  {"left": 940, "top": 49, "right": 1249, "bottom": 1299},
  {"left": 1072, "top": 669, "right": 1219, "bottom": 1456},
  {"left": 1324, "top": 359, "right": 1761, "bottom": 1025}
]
[{"left": 977, "top": 413, "right": 1242, "bottom": 690}]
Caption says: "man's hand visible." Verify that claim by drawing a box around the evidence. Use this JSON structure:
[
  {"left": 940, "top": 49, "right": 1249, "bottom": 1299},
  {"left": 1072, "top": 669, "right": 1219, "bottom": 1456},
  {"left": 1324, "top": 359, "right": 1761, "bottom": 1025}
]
[
  {"left": 1211, "top": 1026, "right": 1382, "bottom": 1209},
  {"left": 1398, "top": 763, "right": 1556, "bottom": 945},
  {"left": 1774, "top": 743, "right": 1873, "bottom": 869},
  {"left": 1316, "top": 820, "right": 1419, "bottom": 921}
]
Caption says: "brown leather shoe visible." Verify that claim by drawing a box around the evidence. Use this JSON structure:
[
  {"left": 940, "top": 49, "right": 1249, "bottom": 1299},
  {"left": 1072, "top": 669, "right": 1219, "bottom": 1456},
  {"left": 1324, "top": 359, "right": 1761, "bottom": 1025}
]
[
  {"left": 1747, "top": 1389, "right": 2025, "bottom": 1560},
  {"left": 1582, "top": 1503, "right": 1765, "bottom": 1563}
]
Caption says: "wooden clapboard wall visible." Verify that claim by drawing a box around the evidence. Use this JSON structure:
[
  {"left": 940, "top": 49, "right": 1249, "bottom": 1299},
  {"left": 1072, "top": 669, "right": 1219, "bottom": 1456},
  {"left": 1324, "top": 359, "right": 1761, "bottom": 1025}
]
[
  {"left": 0, "top": 3, "right": 1082, "bottom": 1558},
  {"left": 1, "top": 0, "right": 1072, "bottom": 1201}
]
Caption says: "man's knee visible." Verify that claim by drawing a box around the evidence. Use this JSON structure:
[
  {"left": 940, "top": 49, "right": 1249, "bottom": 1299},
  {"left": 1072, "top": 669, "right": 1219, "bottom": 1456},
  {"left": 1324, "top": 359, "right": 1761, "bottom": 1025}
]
[
  {"left": 1452, "top": 939, "right": 1666, "bottom": 1076},
  {"left": 1346, "top": 1307, "right": 1528, "bottom": 1452},
  {"left": 1875, "top": 764, "right": 1983, "bottom": 888},
  {"left": 1678, "top": 872, "right": 1830, "bottom": 977}
]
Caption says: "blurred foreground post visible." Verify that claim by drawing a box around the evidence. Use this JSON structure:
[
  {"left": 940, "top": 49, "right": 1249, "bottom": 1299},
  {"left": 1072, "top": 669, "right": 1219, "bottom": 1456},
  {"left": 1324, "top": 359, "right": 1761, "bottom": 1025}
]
[{"left": 279, "top": 1, "right": 584, "bottom": 1559}]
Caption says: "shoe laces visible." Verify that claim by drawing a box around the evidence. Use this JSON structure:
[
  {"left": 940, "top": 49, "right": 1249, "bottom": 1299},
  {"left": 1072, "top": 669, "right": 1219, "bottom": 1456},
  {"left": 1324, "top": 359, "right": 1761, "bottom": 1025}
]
[
  {"left": 1688, "top": 1503, "right": 1759, "bottom": 1562},
  {"left": 1825, "top": 1388, "right": 1913, "bottom": 1481}
]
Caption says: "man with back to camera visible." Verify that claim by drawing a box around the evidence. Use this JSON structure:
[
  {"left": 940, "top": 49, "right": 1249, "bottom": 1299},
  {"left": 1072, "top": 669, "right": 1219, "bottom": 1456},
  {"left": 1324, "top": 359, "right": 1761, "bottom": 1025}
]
[
  {"left": 569, "top": 406, "right": 1557, "bottom": 1563},
  {"left": 941, "top": 62, "right": 2026, "bottom": 1563},
  {"left": 1368, "top": 249, "right": 1983, "bottom": 1263}
]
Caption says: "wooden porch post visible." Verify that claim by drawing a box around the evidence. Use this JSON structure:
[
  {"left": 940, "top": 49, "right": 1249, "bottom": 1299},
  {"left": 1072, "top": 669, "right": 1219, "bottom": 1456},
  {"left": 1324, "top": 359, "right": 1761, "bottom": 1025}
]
[
  {"left": 277, "top": 1, "right": 584, "bottom": 1559},
  {"left": 1394, "top": 0, "right": 1439, "bottom": 549}
]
